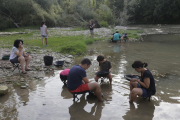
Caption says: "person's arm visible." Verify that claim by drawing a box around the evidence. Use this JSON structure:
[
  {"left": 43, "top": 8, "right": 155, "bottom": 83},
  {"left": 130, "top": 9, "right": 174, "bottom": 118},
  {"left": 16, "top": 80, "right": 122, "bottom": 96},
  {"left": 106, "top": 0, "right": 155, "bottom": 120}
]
[
  {"left": 89, "top": 25, "right": 93, "bottom": 28},
  {"left": 14, "top": 47, "right": 23, "bottom": 57},
  {"left": 46, "top": 27, "right": 49, "bottom": 36},
  {"left": 98, "top": 66, "right": 100, "bottom": 71},
  {"left": 82, "top": 77, "right": 90, "bottom": 83},
  {"left": 109, "top": 61, "right": 112, "bottom": 72},
  {"left": 137, "top": 78, "right": 150, "bottom": 89},
  {"left": 109, "top": 68, "right": 112, "bottom": 72},
  {"left": 23, "top": 51, "right": 29, "bottom": 57}
]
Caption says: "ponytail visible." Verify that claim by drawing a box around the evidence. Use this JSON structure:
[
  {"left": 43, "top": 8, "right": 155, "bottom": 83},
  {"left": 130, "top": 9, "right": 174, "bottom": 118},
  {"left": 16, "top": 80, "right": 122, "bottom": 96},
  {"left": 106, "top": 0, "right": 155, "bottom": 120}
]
[{"left": 143, "top": 62, "right": 148, "bottom": 67}]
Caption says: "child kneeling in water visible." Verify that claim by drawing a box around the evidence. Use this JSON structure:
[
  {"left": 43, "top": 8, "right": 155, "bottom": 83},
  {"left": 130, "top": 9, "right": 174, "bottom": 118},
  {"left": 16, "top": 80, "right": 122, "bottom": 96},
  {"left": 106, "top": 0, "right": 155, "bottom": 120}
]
[{"left": 60, "top": 69, "right": 70, "bottom": 85}]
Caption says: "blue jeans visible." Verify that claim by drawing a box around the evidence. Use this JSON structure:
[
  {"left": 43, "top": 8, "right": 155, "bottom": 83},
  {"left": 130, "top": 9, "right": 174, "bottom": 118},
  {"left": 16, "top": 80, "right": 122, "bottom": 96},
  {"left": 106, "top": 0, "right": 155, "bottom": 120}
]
[{"left": 137, "top": 83, "right": 148, "bottom": 98}]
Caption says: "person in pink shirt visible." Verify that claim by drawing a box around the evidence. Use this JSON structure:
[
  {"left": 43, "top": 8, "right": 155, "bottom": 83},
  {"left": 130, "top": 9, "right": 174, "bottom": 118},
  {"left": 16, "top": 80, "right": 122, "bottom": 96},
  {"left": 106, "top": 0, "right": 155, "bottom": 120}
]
[{"left": 60, "top": 69, "right": 70, "bottom": 85}]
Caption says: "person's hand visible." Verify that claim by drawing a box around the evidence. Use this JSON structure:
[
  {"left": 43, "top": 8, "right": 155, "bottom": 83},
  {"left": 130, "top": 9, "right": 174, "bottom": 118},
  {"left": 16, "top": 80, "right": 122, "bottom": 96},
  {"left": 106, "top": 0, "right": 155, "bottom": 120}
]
[{"left": 131, "top": 78, "right": 138, "bottom": 82}]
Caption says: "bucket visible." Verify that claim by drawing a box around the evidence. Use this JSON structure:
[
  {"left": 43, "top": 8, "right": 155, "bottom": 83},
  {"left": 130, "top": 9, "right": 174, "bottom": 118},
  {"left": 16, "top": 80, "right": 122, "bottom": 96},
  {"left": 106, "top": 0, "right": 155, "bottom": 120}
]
[{"left": 44, "top": 56, "right": 53, "bottom": 66}]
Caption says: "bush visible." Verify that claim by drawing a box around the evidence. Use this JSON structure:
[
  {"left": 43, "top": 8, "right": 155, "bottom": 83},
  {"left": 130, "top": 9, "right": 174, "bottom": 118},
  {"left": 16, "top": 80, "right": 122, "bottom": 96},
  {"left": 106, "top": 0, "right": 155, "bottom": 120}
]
[
  {"left": 60, "top": 42, "right": 86, "bottom": 55},
  {"left": 100, "top": 21, "right": 109, "bottom": 27}
]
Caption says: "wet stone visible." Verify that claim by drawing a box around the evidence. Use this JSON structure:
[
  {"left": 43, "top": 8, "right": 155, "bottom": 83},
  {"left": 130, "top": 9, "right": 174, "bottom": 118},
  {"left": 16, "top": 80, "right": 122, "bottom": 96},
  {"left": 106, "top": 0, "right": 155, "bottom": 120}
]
[
  {"left": 0, "top": 85, "right": 8, "bottom": 95},
  {"left": 21, "top": 86, "right": 27, "bottom": 89}
]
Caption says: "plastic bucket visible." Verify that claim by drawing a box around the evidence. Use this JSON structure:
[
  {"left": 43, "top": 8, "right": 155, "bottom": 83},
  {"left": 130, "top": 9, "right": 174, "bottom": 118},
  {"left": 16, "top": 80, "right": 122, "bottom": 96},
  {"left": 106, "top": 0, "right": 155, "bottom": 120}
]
[{"left": 44, "top": 56, "right": 53, "bottom": 66}]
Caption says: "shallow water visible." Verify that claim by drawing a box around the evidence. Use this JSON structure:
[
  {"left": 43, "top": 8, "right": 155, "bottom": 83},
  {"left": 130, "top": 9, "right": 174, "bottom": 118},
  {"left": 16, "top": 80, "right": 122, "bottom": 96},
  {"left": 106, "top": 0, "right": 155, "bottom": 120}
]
[{"left": 1, "top": 33, "right": 180, "bottom": 120}]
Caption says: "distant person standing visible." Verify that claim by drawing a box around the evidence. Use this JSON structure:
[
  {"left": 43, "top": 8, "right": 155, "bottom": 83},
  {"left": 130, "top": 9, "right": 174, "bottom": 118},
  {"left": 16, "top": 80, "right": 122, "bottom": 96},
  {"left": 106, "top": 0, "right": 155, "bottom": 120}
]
[
  {"left": 89, "top": 21, "right": 95, "bottom": 38},
  {"left": 40, "top": 21, "right": 49, "bottom": 47}
]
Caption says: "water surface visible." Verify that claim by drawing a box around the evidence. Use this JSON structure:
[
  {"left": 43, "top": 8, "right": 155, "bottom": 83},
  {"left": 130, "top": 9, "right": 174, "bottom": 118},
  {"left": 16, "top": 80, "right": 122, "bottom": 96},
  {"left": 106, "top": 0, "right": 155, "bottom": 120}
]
[{"left": 1, "top": 33, "right": 180, "bottom": 120}]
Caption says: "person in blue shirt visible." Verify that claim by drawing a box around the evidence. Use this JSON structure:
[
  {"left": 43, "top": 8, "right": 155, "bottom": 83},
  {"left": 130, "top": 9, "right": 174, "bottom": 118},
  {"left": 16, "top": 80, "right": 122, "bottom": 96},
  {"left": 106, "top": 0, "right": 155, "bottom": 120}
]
[
  {"left": 111, "top": 31, "right": 121, "bottom": 43},
  {"left": 67, "top": 58, "right": 104, "bottom": 102}
]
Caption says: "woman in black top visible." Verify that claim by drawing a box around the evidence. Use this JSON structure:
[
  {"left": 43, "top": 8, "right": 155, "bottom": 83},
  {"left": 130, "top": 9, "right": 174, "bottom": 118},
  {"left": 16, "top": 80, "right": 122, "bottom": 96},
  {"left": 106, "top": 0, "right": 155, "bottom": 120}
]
[{"left": 129, "top": 61, "right": 156, "bottom": 103}]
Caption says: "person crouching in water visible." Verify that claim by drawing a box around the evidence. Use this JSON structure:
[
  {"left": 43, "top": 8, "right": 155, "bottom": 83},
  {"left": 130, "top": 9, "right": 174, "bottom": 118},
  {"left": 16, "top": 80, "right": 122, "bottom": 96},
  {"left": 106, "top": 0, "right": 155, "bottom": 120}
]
[
  {"left": 111, "top": 31, "right": 121, "bottom": 43},
  {"left": 60, "top": 69, "right": 70, "bottom": 85},
  {"left": 94, "top": 55, "right": 112, "bottom": 85},
  {"left": 129, "top": 61, "right": 156, "bottom": 103},
  {"left": 121, "top": 33, "right": 129, "bottom": 43},
  {"left": 67, "top": 58, "right": 104, "bottom": 102}
]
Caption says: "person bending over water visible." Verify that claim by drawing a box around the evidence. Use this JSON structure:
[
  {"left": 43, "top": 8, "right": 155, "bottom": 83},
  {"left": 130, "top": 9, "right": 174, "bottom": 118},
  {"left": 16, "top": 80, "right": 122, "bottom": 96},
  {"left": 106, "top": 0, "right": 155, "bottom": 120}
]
[
  {"left": 129, "top": 61, "right": 156, "bottom": 103},
  {"left": 67, "top": 58, "right": 103, "bottom": 102},
  {"left": 94, "top": 55, "right": 112, "bottom": 85},
  {"left": 9, "top": 39, "right": 32, "bottom": 74}
]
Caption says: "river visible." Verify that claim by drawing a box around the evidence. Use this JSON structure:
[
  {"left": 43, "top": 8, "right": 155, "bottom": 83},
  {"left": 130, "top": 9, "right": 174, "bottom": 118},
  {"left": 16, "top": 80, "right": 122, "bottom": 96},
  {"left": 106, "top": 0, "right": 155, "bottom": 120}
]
[{"left": 1, "top": 26, "right": 180, "bottom": 120}]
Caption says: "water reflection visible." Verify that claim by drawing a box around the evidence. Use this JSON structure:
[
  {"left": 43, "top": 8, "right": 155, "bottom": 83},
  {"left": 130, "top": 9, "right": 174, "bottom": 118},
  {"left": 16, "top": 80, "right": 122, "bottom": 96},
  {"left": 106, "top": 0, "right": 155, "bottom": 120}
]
[
  {"left": 69, "top": 94, "right": 104, "bottom": 120},
  {"left": 113, "top": 45, "right": 120, "bottom": 53},
  {"left": 61, "top": 85, "right": 73, "bottom": 99},
  {"left": 123, "top": 99, "right": 155, "bottom": 120}
]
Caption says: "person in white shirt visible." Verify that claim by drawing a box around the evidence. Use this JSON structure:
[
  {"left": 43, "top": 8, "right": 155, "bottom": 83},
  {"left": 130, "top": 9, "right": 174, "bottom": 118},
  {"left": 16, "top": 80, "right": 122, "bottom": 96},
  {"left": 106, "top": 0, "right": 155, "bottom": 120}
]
[
  {"left": 40, "top": 21, "right": 49, "bottom": 47},
  {"left": 9, "top": 39, "right": 32, "bottom": 74}
]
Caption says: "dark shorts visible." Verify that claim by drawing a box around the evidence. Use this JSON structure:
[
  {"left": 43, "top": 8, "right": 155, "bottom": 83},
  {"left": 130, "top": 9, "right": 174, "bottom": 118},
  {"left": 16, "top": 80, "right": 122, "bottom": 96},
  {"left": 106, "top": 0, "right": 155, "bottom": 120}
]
[
  {"left": 90, "top": 30, "right": 94, "bottom": 35},
  {"left": 69, "top": 84, "right": 89, "bottom": 93},
  {"left": 41, "top": 35, "right": 48, "bottom": 38},
  {"left": 10, "top": 57, "right": 19, "bottom": 63},
  {"left": 137, "top": 83, "right": 148, "bottom": 98},
  {"left": 60, "top": 75, "right": 67, "bottom": 81}
]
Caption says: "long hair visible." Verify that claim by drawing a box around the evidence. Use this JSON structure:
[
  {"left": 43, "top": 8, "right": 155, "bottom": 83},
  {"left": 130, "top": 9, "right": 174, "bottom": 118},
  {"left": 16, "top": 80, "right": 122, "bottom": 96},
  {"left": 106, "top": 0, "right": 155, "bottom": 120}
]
[
  {"left": 14, "top": 39, "right": 23, "bottom": 48},
  {"left": 41, "top": 21, "right": 45, "bottom": 27},
  {"left": 132, "top": 61, "right": 148, "bottom": 68}
]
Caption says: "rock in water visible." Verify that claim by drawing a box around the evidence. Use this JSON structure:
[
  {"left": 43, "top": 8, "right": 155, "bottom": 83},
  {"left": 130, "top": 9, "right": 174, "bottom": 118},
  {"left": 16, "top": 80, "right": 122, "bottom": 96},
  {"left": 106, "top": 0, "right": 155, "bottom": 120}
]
[{"left": 0, "top": 85, "right": 8, "bottom": 95}]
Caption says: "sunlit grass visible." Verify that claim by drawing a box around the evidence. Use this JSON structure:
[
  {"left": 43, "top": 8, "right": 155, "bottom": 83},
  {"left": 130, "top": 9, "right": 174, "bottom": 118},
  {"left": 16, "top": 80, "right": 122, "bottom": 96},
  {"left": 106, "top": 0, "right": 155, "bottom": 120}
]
[
  {"left": 0, "top": 26, "right": 142, "bottom": 55},
  {"left": 0, "top": 31, "right": 104, "bottom": 55}
]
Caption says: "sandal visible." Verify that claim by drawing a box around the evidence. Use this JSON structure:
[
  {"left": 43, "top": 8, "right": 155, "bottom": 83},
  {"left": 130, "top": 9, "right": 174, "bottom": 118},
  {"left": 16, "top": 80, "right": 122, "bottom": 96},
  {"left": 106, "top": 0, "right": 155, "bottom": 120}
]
[
  {"left": 25, "top": 68, "right": 32, "bottom": 71},
  {"left": 22, "top": 71, "right": 27, "bottom": 74}
]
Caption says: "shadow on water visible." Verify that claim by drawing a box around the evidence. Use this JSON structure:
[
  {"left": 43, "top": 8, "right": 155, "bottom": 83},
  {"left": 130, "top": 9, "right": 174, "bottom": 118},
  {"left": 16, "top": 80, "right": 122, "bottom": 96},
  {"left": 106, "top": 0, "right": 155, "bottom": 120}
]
[
  {"left": 123, "top": 99, "right": 155, "bottom": 120},
  {"left": 69, "top": 94, "right": 105, "bottom": 120}
]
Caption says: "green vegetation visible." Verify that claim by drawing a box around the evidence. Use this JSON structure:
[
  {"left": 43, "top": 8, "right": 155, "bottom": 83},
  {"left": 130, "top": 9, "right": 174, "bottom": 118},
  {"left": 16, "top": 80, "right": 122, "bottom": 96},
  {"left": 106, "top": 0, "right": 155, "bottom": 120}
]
[
  {"left": 100, "top": 21, "right": 109, "bottom": 27},
  {"left": 1, "top": 0, "right": 178, "bottom": 31},
  {"left": 0, "top": 28, "right": 104, "bottom": 55},
  {"left": 118, "top": 30, "right": 142, "bottom": 39}
]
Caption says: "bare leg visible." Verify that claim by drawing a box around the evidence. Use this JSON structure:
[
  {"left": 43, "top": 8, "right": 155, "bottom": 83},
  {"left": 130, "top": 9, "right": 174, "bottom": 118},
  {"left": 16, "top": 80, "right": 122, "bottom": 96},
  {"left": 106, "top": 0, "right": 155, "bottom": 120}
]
[
  {"left": 129, "top": 88, "right": 143, "bottom": 103},
  {"left": 25, "top": 56, "right": 31, "bottom": 70},
  {"left": 107, "top": 73, "right": 112, "bottom": 85},
  {"left": 42, "top": 38, "right": 44, "bottom": 46},
  {"left": 88, "top": 82, "right": 103, "bottom": 102},
  {"left": 94, "top": 76, "right": 100, "bottom": 82},
  {"left": 45, "top": 38, "right": 48, "bottom": 45},
  {"left": 92, "top": 33, "right": 94, "bottom": 38},
  {"left": 18, "top": 56, "right": 25, "bottom": 72},
  {"left": 130, "top": 81, "right": 138, "bottom": 92}
]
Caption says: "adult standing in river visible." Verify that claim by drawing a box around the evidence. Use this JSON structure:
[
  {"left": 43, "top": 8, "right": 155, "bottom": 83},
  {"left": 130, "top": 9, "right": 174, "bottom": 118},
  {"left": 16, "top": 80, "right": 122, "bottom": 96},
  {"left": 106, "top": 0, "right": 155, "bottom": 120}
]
[
  {"left": 129, "top": 61, "right": 156, "bottom": 103},
  {"left": 89, "top": 21, "right": 95, "bottom": 38},
  {"left": 67, "top": 58, "right": 104, "bottom": 102},
  {"left": 40, "top": 21, "right": 49, "bottom": 47}
]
